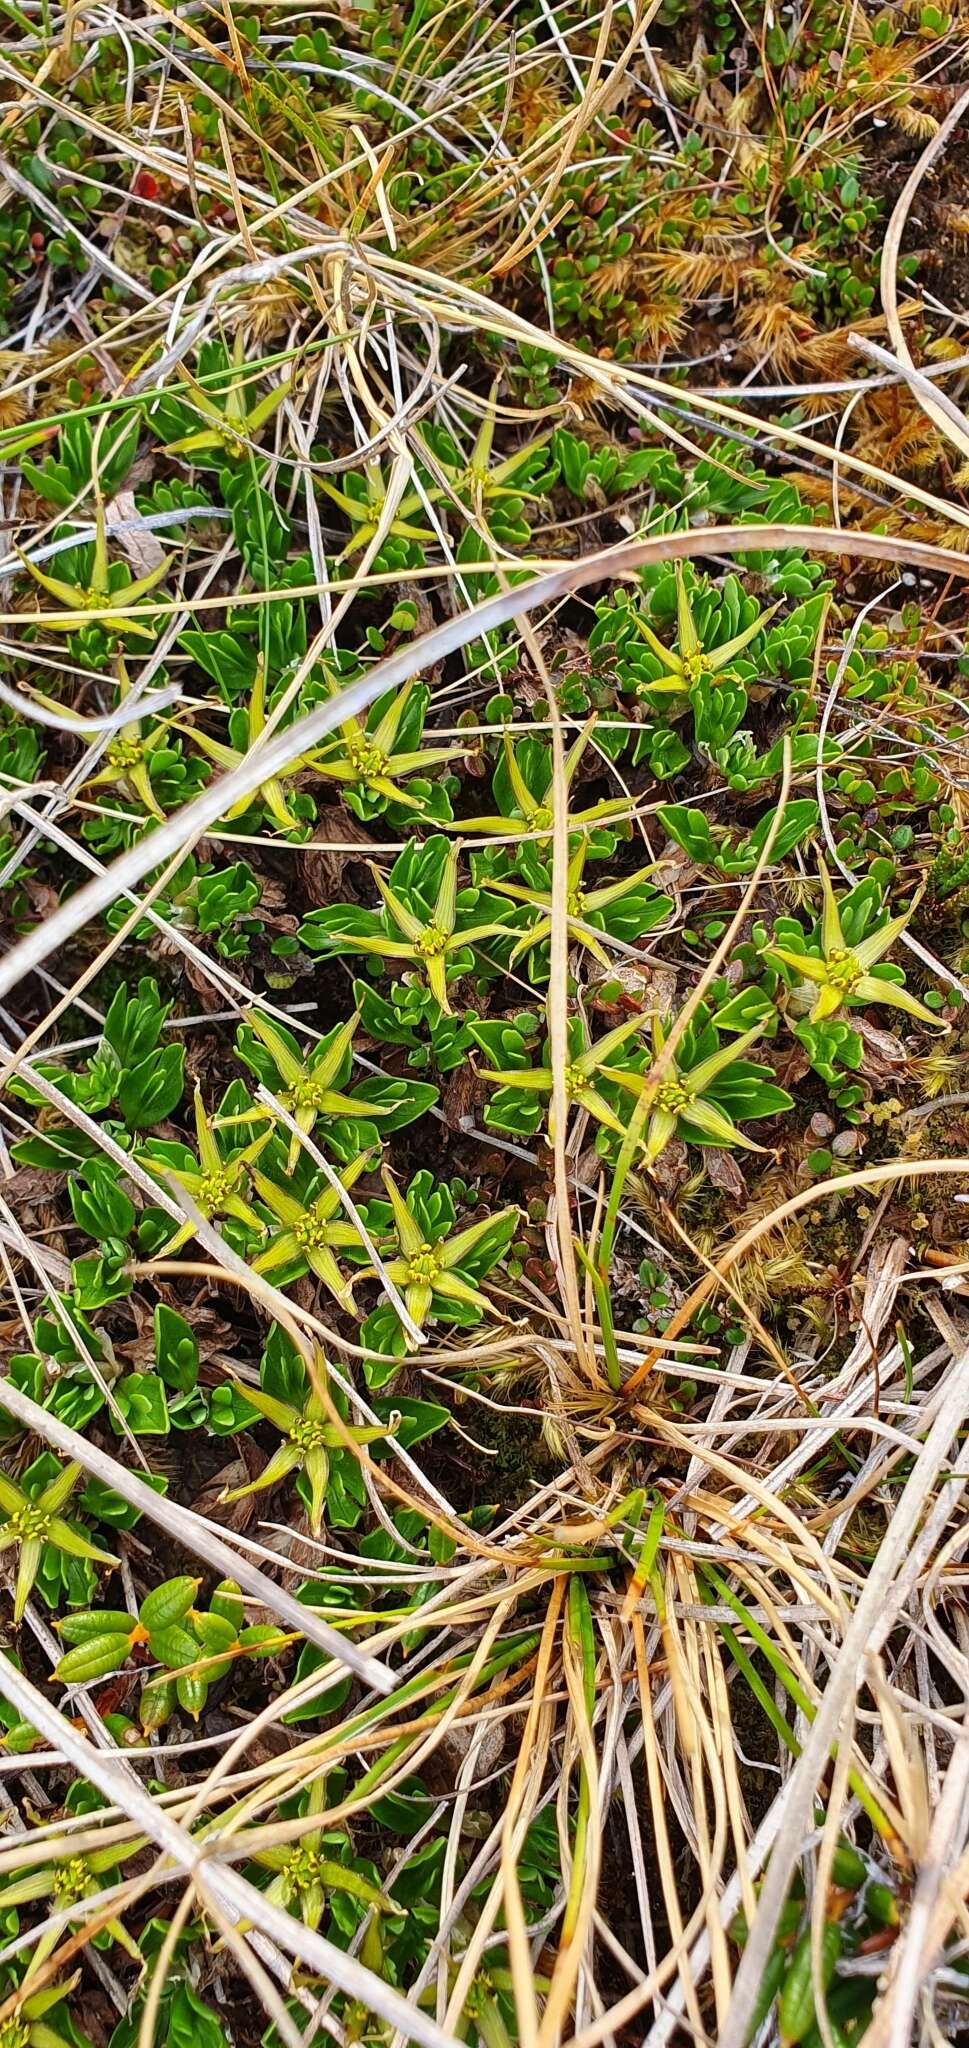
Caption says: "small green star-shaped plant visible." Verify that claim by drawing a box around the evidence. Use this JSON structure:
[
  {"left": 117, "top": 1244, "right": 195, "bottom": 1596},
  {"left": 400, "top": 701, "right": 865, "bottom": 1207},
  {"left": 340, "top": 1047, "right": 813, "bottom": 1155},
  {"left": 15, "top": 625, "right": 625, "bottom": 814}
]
[
  {"left": 160, "top": 328, "right": 292, "bottom": 461},
  {"left": 236, "top": 1007, "right": 391, "bottom": 1170},
  {"left": 417, "top": 380, "right": 553, "bottom": 526},
  {"left": 0, "top": 1463, "right": 115, "bottom": 1623},
  {"left": 372, "top": 1168, "right": 518, "bottom": 1333},
  {"left": 140, "top": 1083, "right": 269, "bottom": 1255},
  {"left": 489, "top": 832, "right": 672, "bottom": 971},
  {"left": 366, "top": 842, "right": 510, "bottom": 1014},
  {"left": 301, "top": 839, "right": 511, "bottom": 1014},
  {"left": 178, "top": 652, "right": 315, "bottom": 835},
  {"left": 244, "top": 1779, "right": 392, "bottom": 1933},
  {"left": 0, "top": 1977, "right": 80, "bottom": 2048},
  {"left": 472, "top": 1010, "right": 651, "bottom": 1147},
  {"left": 630, "top": 561, "right": 779, "bottom": 697},
  {"left": 81, "top": 656, "right": 169, "bottom": 820},
  {"left": 316, "top": 459, "right": 439, "bottom": 559},
  {"left": 217, "top": 1357, "right": 390, "bottom": 1532},
  {"left": 15, "top": 497, "right": 172, "bottom": 641},
  {"left": 767, "top": 860, "right": 946, "bottom": 1028},
  {"left": 232, "top": 1007, "right": 438, "bottom": 1171},
  {"left": 250, "top": 1154, "right": 373, "bottom": 1313},
  {"left": 602, "top": 1013, "right": 790, "bottom": 1164},
  {"left": 2, "top": 1846, "right": 141, "bottom": 1967},
  {"left": 313, "top": 675, "right": 464, "bottom": 813},
  {"left": 458, "top": 726, "right": 631, "bottom": 842}
]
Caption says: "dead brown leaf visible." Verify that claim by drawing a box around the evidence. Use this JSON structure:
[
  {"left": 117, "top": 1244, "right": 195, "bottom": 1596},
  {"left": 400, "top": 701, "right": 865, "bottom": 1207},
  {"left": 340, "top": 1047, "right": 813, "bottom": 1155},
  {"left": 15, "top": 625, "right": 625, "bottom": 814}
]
[
  {"left": 192, "top": 1453, "right": 261, "bottom": 1532},
  {"left": 300, "top": 804, "right": 374, "bottom": 904},
  {"left": 704, "top": 1146, "right": 748, "bottom": 1200},
  {"left": 855, "top": 1017, "right": 907, "bottom": 1079}
]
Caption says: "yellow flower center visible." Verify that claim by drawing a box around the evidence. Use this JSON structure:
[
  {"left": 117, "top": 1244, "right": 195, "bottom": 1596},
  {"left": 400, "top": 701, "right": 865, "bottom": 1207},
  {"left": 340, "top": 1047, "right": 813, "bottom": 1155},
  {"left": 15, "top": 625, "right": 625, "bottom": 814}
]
[
  {"left": 0, "top": 2014, "right": 31, "bottom": 2048},
  {"left": 287, "top": 1073, "right": 334, "bottom": 1113},
  {"left": 106, "top": 735, "right": 143, "bottom": 771},
  {"left": 293, "top": 1206, "right": 331, "bottom": 1251},
  {"left": 406, "top": 1242, "right": 441, "bottom": 1285},
  {"left": 219, "top": 427, "right": 248, "bottom": 460},
  {"left": 655, "top": 1075, "right": 692, "bottom": 1116},
  {"left": 7, "top": 1500, "right": 50, "bottom": 1542},
  {"left": 826, "top": 947, "right": 862, "bottom": 994},
  {"left": 346, "top": 737, "right": 388, "bottom": 780},
  {"left": 289, "top": 1414, "right": 328, "bottom": 1454},
  {"left": 682, "top": 651, "right": 710, "bottom": 688},
  {"left": 564, "top": 1063, "right": 588, "bottom": 1099},
  {"left": 53, "top": 1855, "right": 89, "bottom": 1907},
  {"left": 196, "top": 1165, "right": 235, "bottom": 1211},
  {"left": 284, "top": 1844, "right": 322, "bottom": 1896},
  {"left": 416, "top": 925, "right": 449, "bottom": 959}
]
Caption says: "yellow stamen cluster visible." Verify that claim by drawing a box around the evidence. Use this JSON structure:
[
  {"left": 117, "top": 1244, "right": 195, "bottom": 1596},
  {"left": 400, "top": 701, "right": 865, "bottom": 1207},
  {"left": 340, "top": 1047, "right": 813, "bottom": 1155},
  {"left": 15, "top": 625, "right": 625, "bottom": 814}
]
[
  {"left": 196, "top": 1165, "right": 235, "bottom": 1210},
  {"left": 406, "top": 1243, "right": 441, "bottom": 1284},
  {"left": 52, "top": 1856, "right": 89, "bottom": 1907},
  {"left": 292, "top": 1207, "right": 331, "bottom": 1250},
  {"left": 289, "top": 1414, "right": 328, "bottom": 1453},
  {"left": 826, "top": 947, "right": 863, "bottom": 994},
  {"left": 346, "top": 737, "right": 388, "bottom": 780},
  {"left": 655, "top": 1075, "right": 692, "bottom": 1116}
]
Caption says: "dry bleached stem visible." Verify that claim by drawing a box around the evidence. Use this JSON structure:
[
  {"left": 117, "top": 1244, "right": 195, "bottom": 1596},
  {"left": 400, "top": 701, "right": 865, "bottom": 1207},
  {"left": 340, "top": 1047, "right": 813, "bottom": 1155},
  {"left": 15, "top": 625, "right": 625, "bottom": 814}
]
[
  {"left": 878, "top": 82, "right": 969, "bottom": 467},
  {"left": 717, "top": 1342, "right": 969, "bottom": 2048}
]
